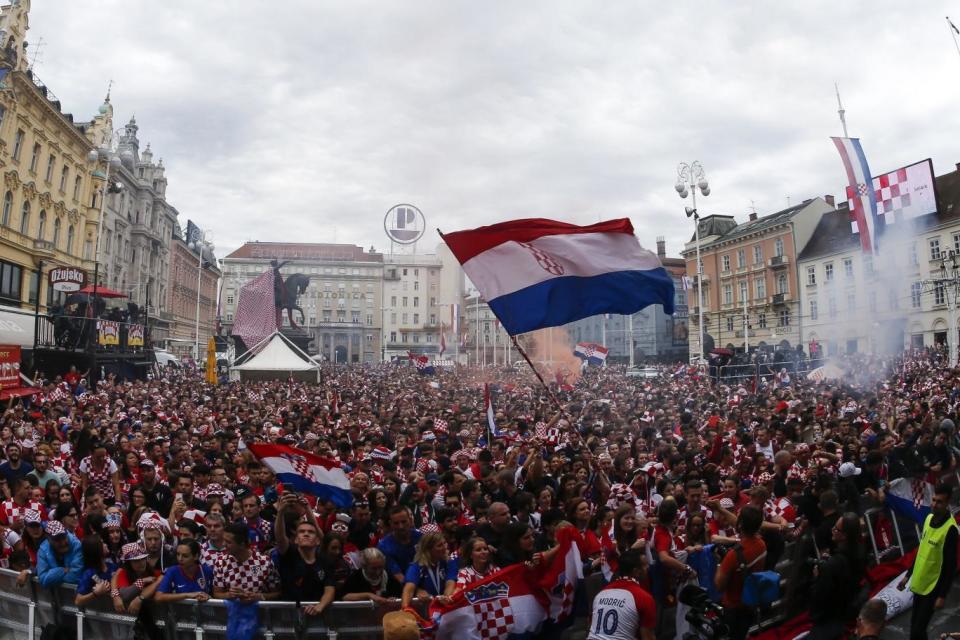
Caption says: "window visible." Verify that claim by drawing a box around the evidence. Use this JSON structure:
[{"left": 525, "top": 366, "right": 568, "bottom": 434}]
[
  {"left": 414, "top": 281, "right": 419, "bottom": 291},
  {"left": 954, "top": 233, "right": 960, "bottom": 256},
  {"left": 774, "top": 238, "right": 784, "bottom": 257},
  {"left": 351, "top": 311, "right": 361, "bottom": 323},
  {"left": 753, "top": 245, "right": 762, "bottom": 265},
  {"left": 0, "top": 106, "right": 5, "bottom": 132},
  {"left": 390, "top": 296, "right": 396, "bottom": 306},
  {"left": 390, "top": 312, "right": 397, "bottom": 323},
  {"left": 366, "top": 314, "right": 373, "bottom": 325},
  {"left": 738, "top": 280, "right": 748, "bottom": 302},
  {"left": 758, "top": 312, "right": 767, "bottom": 329},
  {"left": 843, "top": 258, "right": 853, "bottom": 278},
  {"left": 806, "top": 266, "right": 816, "bottom": 286},
  {"left": 824, "top": 263, "right": 834, "bottom": 282},
  {"left": 59, "top": 166, "right": 68, "bottom": 192},
  {"left": 0, "top": 191, "right": 10, "bottom": 227},
  {"left": 226, "top": 295, "right": 234, "bottom": 305},
  {"left": 846, "top": 292, "right": 856, "bottom": 312},
  {"left": 83, "top": 239, "right": 92, "bottom": 260},
  {"left": 44, "top": 154, "right": 55, "bottom": 182},
  {"left": 736, "top": 249, "right": 745, "bottom": 268},
  {"left": 726, "top": 316, "right": 734, "bottom": 332},
  {"left": 66, "top": 225, "right": 74, "bottom": 255},
  {"left": 888, "top": 289, "right": 899, "bottom": 310},
  {"left": 810, "top": 300, "right": 818, "bottom": 320},
  {"left": 909, "top": 242, "right": 919, "bottom": 266},
  {"left": 390, "top": 331, "right": 396, "bottom": 343},
  {"left": 18, "top": 202, "right": 29, "bottom": 235},
  {"left": 930, "top": 238, "right": 941, "bottom": 261},
  {"left": 778, "top": 309, "right": 790, "bottom": 327},
  {"left": 911, "top": 282, "right": 922, "bottom": 309},
  {"left": 402, "top": 268, "right": 408, "bottom": 276},
  {"left": 829, "top": 296, "right": 837, "bottom": 318},
  {"left": 776, "top": 274, "right": 787, "bottom": 295},
  {"left": 0, "top": 260, "right": 22, "bottom": 305},
  {"left": 12, "top": 129, "right": 23, "bottom": 161},
  {"left": 722, "top": 255, "right": 730, "bottom": 271},
  {"left": 863, "top": 255, "right": 873, "bottom": 275},
  {"left": 869, "top": 291, "right": 877, "bottom": 313},
  {"left": 935, "top": 282, "right": 946, "bottom": 306},
  {"left": 723, "top": 284, "right": 733, "bottom": 304},
  {"left": 755, "top": 278, "right": 766, "bottom": 299},
  {"left": 52, "top": 218, "right": 60, "bottom": 248},
  {"left": 402, "top": 313, "right": 408, "bottom": 324},
  {"left": 73, "top": 175, "right": 82, "bottom": 201},
  {"left": 402, "top": 296, "right": 408, "bottom": 307},
  {"left": 29, "top": 143, "right": 40, "bottom": 173},
  {"left": 413, "top": 297, "right": 419, "bottom": 307},
  {"left": 413, "top": 313, "right": 419, "bottom": 324}
]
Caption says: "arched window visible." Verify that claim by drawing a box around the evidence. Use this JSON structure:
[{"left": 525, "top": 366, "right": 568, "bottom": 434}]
[
  {"left": 66, "top": 225, "right": 75, "bottom": 255},
  {"left": 37, "top": 210, "right": 46, "bottom": 240},
  {"left": 52, "top": 217, "right": 61, "bottom": 248},
  {"left": 73, "top": 175, "right": 82, "bottom": 201},
  {"left": 19, "top": 201, "right": 29, "bottom": 235},
  {"left": 0, "top": 191, "right": 11, "bottom": 227}
]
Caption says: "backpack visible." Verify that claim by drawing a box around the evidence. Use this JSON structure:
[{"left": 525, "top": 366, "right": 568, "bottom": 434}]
[{"left": 734, "top": 544, "right": 780, "bottom": 607}]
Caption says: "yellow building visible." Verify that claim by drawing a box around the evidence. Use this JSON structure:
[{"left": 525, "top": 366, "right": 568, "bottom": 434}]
[{"left": 0, "top": 0, "right": 106, "bottom": 351}]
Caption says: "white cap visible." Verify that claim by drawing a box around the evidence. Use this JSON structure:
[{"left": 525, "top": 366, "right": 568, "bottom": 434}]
[{"left": 838, "top": 462, "right": 862, "bottom": 478}]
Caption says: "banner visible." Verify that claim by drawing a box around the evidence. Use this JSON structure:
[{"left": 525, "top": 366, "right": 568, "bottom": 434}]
[
  {"left": 128, "top": 324, "right": 144, "bottom": 347},
  {"left": 0, "top": 346, "right": 20, "bottom": 390},
  {"left": 97, "top": 320, "right": 119, "bottom": 346}
]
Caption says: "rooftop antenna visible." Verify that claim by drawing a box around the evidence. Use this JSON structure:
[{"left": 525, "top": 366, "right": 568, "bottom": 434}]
[
  {"left": 750, "top": 199, "right": 757, "bottom": 215},
  {"left": 947, "top": 17, "right": 960, "bottom": 63},
  {"left": 28, "top": 35, "right": 43, "bottom": 71},
  {"left": 835, "top": 82, "right": 849, "bottom": 138},
  {"left": 105, "top": 78, "right": 113, "bottom": 102}
]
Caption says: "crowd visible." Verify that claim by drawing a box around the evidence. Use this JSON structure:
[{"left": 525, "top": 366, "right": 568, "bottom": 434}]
[{"left": 0, "top": 346, "right": 955, "bottom": 640}]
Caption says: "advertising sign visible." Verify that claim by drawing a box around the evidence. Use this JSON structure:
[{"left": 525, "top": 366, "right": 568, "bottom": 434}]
[
  {"left": 847, "top": 158, "right": 939, "bottom": 231},
  {"left": 128, "top": 324, "right": 144, "bottom": 347},
  {"left": 97, "top": 320, "right": 119, "bottom": 346},
  {"left": 384, "top": 204, "right": 425, "bottom": 244},
  {"left": 0, "top": 346, "right": 20, "bottom": 390},
  {"left": 48, "top": 267, "right": 87, "bottom": 293}
]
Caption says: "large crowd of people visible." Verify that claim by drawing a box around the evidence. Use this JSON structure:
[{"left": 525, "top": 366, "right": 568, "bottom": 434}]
[{"left": 0, "top": 346, "right": 956, "bottom": 640}]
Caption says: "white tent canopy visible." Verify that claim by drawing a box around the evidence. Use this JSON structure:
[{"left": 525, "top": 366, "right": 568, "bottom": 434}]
[{"left": 232, "top": 332, "right": 319, "bottom": 381}]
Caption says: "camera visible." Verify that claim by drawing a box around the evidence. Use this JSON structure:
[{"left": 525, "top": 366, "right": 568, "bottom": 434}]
[{"left": 678, "top": 584, "right": 729, "bottom": 640}]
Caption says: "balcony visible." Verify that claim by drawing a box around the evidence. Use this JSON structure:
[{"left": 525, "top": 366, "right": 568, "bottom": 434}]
[
  {"left": 312, "top": 320, "right": 365, "bottom": 329},
  {"left": 770, "top": 292, "right": 791, "bottom": 305},
  {"left": 693, "top": 274, "right": 709, "bottom": 286},
  {"left": 33, "top": 239, "right": 56, "bottom": 256},
  {"left": 384, "top": 269, "right": 400, "bottom": 281},
  {"left": 131, "top": 222, "right": 162, "bottom": 244},
  {"left": 768, "top": 255, "right": 789, "bottom": 269}
]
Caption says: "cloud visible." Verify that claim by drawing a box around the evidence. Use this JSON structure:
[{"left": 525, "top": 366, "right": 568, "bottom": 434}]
[{"left": 26, "top": 0, "right": 960, "bottom": 260}]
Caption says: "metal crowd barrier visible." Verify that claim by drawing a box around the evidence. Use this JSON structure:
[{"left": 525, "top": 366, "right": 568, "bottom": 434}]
[{"left": 0, "top": 569, "right": 397, "bottom": 640}]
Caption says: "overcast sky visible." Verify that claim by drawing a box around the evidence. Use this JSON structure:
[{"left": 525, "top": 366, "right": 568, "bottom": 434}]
[{"left": 25, "top": 1, "right": 960, "bottom": 261}]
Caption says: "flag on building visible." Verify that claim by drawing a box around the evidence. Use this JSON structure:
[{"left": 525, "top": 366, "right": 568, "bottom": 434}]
[
  {"left": 440, "top": 218, "right": 675, "bottom": 336},
  {"left": 885, "top": 477, "right": 933, "bottom": 524},
  {"left": 246, "top": 443, "right": 352, "bottom": 507},
  {"left": 574, "top": 342, "right": 608, "bottom": 366},
  {"left": 832, "top": 137, "right": 880, "bottom": 254},
  {"left": 231, "top": 270, "right": 280, "bottom": 349},
  {"left": 681, "top": 275, "right": 693, "bottom": 291}
]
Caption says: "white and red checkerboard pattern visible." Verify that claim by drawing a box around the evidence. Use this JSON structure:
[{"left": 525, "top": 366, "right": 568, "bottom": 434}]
[
  {"left": 847, "top": 168, "right": 915, "bottom": 232},
  {"left": 0, "top": 500, "right": 46, "bottom": 527},
  {"left": 232, "top": 270, "right": 280, "bottom": 349},
  {"left": 473, "top": 598, "right": 515, "bottom": 639},
  {"left": 212, "top": 549, "right": 280, "bottom": 594}
]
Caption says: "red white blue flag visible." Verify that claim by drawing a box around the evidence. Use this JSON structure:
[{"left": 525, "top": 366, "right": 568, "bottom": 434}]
[
  {"left": 440, "top": 218, "right": 675, "bottom": 335},
  {"left": 574, "top": 342, "right": 608, "bottom": 366},
  {"left": 246, "top": 443, "right": 352, "bottom": 507},
  {"left": 832, "top": 137, "right": 880, "bottom": 254}
]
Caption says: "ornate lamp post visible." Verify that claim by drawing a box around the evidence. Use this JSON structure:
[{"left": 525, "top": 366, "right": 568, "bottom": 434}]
[{"left": 676, "top": 161, "right": 710, "bottom": 363}]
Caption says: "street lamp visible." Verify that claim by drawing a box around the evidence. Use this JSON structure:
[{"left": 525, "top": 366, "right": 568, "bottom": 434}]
[
  {"left": 86, "top": 129, "right": 128, "bottom": 300},
  {"left": 676, "top": 161, "right": 710, "bottom": 363},
  {"left": 189, "top": 229, "right": 214, "bottom": 361}
]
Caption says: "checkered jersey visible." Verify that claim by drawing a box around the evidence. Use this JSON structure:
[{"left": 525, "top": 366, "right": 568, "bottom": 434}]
[
  {"left": 763, "top": 497, "right": 796, "bottom": 523},
  {"left": 212, "top": 550, "right": 280, "bottom": 594},
  {"left": 675, "top": 507, "right": 717, "bottom": 535},
  {"left": 0, "top": 500, "right": 46, "bottom": 527},
  {"left": 79, "top": 456, "right": 119, "bottom": 500},
  {"left": 200, "top": 541, "right": 228, "bottom": 567}
]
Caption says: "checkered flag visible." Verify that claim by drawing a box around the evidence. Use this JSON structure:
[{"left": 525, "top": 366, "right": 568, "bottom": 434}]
[{"left": 232, "top": 270, "right": 279, "bottom": 348}]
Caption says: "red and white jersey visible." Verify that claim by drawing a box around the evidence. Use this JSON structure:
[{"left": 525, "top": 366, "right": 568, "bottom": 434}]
[
  {"left": 764, "top": 496, "right": 796, "bottom": 523},
  {"left": 587, "top": 578, "right": 656, "bottom": 640},
  {"left": 675, "top": 507, "right": 719, "bottom": 536},
  {"left": 0, "top": 500, "right": 47, "bottom": 527}
]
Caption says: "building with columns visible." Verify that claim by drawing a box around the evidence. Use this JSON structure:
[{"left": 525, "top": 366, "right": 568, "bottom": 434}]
[
  {"left": 220, "top": 242, "right": 384, "bottom": 363},
  {"left": 166, "top": 224, "right": 220, "bottom": 359}
]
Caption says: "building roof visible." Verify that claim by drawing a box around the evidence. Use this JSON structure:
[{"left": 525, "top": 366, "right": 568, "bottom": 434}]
[
  {"left": 224, "top": 242, "right": 383, "bottom": 263},
  {"left": 690, "top": 215, "right": 737, "bottom": 243},
  {"left": 797, "top": 165, "right": 960, "bottom": 262}
]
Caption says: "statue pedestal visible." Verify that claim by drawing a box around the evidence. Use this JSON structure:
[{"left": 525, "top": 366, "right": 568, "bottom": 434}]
[{"left": 281, "top": 327, "right": 313, "bottom": 355}]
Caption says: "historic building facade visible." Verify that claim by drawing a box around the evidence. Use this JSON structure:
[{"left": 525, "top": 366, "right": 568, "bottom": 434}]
[{"left": 166, "top": 226, "right": 220, "bottom": 359}]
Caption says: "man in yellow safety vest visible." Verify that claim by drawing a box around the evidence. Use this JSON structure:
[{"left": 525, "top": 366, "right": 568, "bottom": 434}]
[{"left": 898, "top": 483, "right": 958, "bottom": 640}]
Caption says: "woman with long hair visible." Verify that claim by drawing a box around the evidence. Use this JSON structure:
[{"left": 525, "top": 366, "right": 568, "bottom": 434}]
[
  {"left": 43, "top": 479, "right": 61, "bottom": 515},
  {"left": 119, "top": 451, "right": 141, "bottom": 498},
  {"left": 153, "top": 540, "right": 213, "bottom": 603},
  {"left": 126, "top": 487, "right": 149, "bottom": 536},
  {"left": 102, "top": 515, "right": 127, "bottom": 564},
  {"left": 400, "top": 531, "right": 456, "bottom": 608},
  {"left": 110, "top": 542, "right": 162, "bottom": 616},
  {"left": 456, "top": 537, "right": 499, "bottom": 588},
  {"left": 21, "top": 510, "right": 45, "bottom": 566},
  {"left": 567, "top": 497, "right": 602, "bottom": 564},
  {"left": 320, "top": 531, "right": 351, "bottom": 592},
  {"left": 53, "top": 503, "right": 81, "bottom": 538},
  {"left": 75, "top": 534, "right": 117, "bottom": 606}
]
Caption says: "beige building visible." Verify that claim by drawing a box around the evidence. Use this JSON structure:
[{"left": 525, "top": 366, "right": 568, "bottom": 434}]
[
  {"left": 682, "top": 197, "right": 834, "bottom": 359},
  {"left": 166, "top": 226, "right": 220, "bottom": 359}
]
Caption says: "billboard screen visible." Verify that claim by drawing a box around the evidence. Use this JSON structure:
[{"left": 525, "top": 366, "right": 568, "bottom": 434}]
[{"left": 855, "top": 158, "right": 938, "bottom": 224}]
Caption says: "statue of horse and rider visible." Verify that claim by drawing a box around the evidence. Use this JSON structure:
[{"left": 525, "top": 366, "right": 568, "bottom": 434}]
[{"left": 271, "top": 260, "right": 310, "bottom": 330}]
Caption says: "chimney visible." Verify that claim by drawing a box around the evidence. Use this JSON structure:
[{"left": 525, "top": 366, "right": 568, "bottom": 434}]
[
  {"left": 748, "top": 211, "right": 758, "bottom": 221},
  {"left": 824, "top": 194, "right": 835, "bottom": 207},
  {"left": 656, "top": 236, "right": 666, "bottom": 258}
]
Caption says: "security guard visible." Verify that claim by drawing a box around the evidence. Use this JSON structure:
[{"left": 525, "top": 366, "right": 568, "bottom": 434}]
[{"left": 898, "top": 484, "right": 958, "bottom": 640}]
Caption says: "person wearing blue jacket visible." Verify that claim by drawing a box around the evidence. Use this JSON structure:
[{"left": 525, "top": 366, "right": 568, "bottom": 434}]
[{"left": 36, "top": 520, "right": 83, "bottom": 588}]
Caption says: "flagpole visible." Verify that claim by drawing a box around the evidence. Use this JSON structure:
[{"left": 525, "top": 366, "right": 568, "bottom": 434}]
[
  {"left": 948, "top": 17, "right": 960, "bottom": 62},
  {"left": 835, "top": 82, "right": 849, "bottom": 138},
  {"left": 511, "top": 335, "right": 566, "bottom": 415}
]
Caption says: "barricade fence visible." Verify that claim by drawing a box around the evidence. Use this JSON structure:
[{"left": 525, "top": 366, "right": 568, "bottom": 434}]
[{"left": 717, "top": 358, "right": 828, "bottom": 384}]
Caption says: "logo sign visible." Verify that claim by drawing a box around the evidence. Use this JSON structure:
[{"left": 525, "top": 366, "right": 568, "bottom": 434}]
[
  {"left": 97, "top": 320, "right": 119, "bottom": 346},
  {"left": 48, "top": 267, "right": 87, "bottom": 293},
  {"left": 384, "top": 204, "right": 425, "bottom": 245},
  {"left": 0, "top": 346, "right": 20, "bottom": 390}
]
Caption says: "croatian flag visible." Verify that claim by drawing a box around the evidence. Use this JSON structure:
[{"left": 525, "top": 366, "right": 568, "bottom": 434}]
[
  {"left": 574, "top": 342, "right": 608, "bottom": 366},
  {"left": 440, "top": 218, "right": 675, "bottom": 335},
  {"left": 246, "top": 443, "right": 352, "bottom": 507},
  {"left": 832, "top": 137, "right": 880, "bottom": 254},
  {"left": 408, "top": 352, "right": 435, "bottom": 375},
  {"left": 885, "top": 477, "right": 933, "bottom": 524}
]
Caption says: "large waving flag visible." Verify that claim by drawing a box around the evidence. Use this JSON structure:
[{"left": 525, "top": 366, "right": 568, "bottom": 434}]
[
  {"left": 231, "top": 270, "right": 280, "bottom": 349},
  {"left": 440, "top": 218, "right": 675, "bottom": 335},
  {"left": 246, "top": 443, "right": 352, "bottom": 507},
  {"left": 574, "top": 342, "right": 608, "bottom": 366},
  {"left": 408, "top": 352, "right": 436, "bottom": 375},
  {"left": 885, "top": 476, "right": 933, "bottom": 524},
  {"left": 832, "top": 137, "right": 880, "bottom": 254}
]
